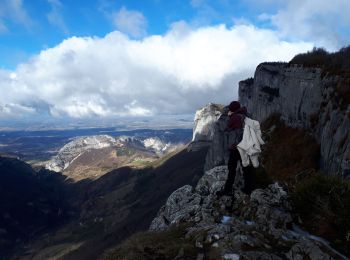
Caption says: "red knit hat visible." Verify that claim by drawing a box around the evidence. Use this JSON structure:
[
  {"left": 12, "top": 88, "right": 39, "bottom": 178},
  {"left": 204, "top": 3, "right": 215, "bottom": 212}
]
[{"left": 229, "top": 101, "right": 240, "bottom": 112}]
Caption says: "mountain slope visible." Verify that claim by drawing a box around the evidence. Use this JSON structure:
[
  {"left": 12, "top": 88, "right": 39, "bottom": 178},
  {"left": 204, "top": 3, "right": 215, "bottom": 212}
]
[
  {"left": 15, "top": 146, "right": 208, "bottom": 259},
  {"left": 0, "top": 156, "right": 68, "bottom": 259}
]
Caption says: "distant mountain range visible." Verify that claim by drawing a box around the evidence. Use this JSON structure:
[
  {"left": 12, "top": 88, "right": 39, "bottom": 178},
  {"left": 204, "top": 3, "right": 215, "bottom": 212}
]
[
  {"left": 0, "top": 128, "right": 192, "bottom": 163},
  {"left": 46, "top": 135, "right": 185, "bottom": 181}
]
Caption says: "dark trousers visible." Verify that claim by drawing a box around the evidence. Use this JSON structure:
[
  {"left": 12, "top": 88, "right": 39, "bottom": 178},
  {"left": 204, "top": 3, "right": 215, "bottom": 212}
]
[{"left": 223, "top": 149, "right": 255, "bottom": 195}]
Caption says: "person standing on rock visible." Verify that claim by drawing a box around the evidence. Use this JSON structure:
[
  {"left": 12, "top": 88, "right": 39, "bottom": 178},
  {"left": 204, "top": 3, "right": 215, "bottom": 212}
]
[{"left": 218, "top": 101, "right": 254, "bottom": 196}]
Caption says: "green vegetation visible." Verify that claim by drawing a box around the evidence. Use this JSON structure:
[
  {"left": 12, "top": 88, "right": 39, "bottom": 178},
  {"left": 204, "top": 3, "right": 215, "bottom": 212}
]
[
  {"left": 103, "top": 225, "right": 198, "bottom": 260},
  {"left": 290, "top": 46, "right": 350, "bottom": 72},
  {"left": 116, "top": 147, "right": 136, "bottom": 156},
  {"left": 261, "top": 114, "right": 350, "bottom": 255},
  {"left": 291, "top": 173, "right": 350, "bottom": 254}
]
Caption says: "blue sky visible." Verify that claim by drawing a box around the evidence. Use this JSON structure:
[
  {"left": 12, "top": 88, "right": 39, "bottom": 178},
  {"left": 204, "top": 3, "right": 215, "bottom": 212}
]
[
  {"left": 3, "top": 0, "right": 346, "bottom": 70},
  {"left": 0, "top": 0, "right": 349, "bottom": 124},
  {"left": 1, "top": 0, "right": 259, "bottom": 69}
]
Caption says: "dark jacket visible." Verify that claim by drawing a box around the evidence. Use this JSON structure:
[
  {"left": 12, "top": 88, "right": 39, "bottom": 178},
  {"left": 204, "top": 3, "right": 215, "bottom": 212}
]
[{"left": 227, "top": 107, "right": 247, "bottom": 150}]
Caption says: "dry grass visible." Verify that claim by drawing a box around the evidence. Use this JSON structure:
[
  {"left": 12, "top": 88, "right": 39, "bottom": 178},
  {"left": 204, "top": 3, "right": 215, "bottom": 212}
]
[
  {"left": 261, "top": 114, "right": 350, "bottom": 255},
  {"left": 261, "top": 114, "right": 320, "bottom": 184}
]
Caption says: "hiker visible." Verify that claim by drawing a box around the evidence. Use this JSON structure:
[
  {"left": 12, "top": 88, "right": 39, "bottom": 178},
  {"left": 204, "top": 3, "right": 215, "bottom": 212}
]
[{"left": 218, "top": 101, "right": 255, "bottom": 196}]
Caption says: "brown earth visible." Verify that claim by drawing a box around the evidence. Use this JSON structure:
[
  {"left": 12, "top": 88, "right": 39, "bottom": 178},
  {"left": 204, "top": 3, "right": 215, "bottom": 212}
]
[{"left": 63, "top": 146, "right": 158, "bottom": 181}]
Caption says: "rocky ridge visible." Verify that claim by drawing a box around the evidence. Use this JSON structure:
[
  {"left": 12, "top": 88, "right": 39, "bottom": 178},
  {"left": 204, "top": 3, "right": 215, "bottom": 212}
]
[
  {"left": 150, "top": 166, "right": 347, "bottom": 259},
  {"left": 46, "top": 135, "right": 117, "bottom": 172},
  {"left": 46, "top": 135, "right": 179, "bottom": 172},
  {"left": 239, "top": 63, "right": 350, "bottom": 176}
]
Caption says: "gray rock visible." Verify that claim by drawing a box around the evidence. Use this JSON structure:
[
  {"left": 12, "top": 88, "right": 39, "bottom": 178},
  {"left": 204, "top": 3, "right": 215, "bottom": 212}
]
[
  {"left": 195, "top": 166, "right": 228, "bottom": 196},
  {"left": 192, "top": 103, "right": 224, "bottom": 143},
  {"left": 238, "top": 183, "right": 293, "bottom": 238},
  {"left": 188, "top": 103, "right": 224, "bottom": 152},
  {"left": 286, "top": 240, "right": 333, "bottom": 260},
  {"left": 149, "top": 185, "right": 202, "bottom": 231},
  {"left": 239, "top": 63, "right": 350, "bottom": 176},
  {"left": 223, "top": 253, "right": 240, "bottom": 260},
  {"left": 204, "top": 109, "right": 231, "bottom": 171},
  {"left": 240, "top": 251, "right": 283, "bottom": 260},
  {"left": 196, "top": 253, "right": 205, "bottom": 260}
]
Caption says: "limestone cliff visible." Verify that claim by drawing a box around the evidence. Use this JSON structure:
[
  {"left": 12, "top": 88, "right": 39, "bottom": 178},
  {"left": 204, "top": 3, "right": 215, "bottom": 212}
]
[
  {"left": 188, "top": 103, "right": 225, "bottom": 152},
  {"left": 239, "top": 63, "right": 350, "bottom": 177},
  {"left": 192, "top": 103, "right": 224, "bottom": 143}
]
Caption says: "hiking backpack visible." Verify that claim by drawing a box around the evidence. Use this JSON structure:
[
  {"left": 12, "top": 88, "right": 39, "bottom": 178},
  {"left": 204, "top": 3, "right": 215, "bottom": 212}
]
[{"left": 226, "top": 113, "right": 245, "bottom": 149}]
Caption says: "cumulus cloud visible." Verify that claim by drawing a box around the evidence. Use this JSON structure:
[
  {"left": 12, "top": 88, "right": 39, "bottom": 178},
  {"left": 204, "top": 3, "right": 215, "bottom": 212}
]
[
  {"left": 0, "top": 23, "right": 312, "bottom": 119},
  {"left": 47, "top": 0, "right": 68, "bottom": 34},
  {"left": 111, "top": 6, "right": 147, "bottom": 38},
  {"left": 257, "top": 0, "right": 350, "bottom": 50}
]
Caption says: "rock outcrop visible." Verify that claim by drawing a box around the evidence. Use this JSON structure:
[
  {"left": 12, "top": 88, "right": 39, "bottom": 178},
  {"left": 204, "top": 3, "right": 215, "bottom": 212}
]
[
  {"left": 189, "top": 103, "right": 224, "bottom": 152},
  {"left": 192, "top": 103, "right": 224, "bottom": 143},
  {"left": 150, "top": 166, "right": 346, "bottom": 259},
  {"left": 239, "top": 63, "right": 350, "bottom": 176},
  {"left": 142, "top": 137, "right": 177, "bottom": 155},
  {"left": 203, "top": 107, "right": 231, "bottom": 171}
]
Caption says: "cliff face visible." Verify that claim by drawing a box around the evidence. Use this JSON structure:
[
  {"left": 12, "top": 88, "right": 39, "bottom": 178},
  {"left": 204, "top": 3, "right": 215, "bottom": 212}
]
[
  {"left": 239, "top": 63, "right": 350, "bottom": 177},
  {"left": 189, "top": 103, "right": 233, "bottom": 171},
  {"left": 192, "top": 103, "right": 224, "bottom": 143}
]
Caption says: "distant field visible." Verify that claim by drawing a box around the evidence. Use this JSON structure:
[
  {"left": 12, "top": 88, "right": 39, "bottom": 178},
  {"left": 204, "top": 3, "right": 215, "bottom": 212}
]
[{"left": 0, "top": 128, "right": 193, "bottom": 162}]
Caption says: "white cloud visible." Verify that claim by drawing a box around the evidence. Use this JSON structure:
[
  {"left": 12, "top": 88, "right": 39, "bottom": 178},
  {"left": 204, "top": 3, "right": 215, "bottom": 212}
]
[
  {"left": 47, "top": 0, "right": 68, "bottom": 34},
  {"left": 111, "top": 6, "right": 147, "bottom": 38},
  {"left": 0, "top": 23, "right": 312, "bottom": 119},
  {"left": 257, "top": 0, "right": 350, "bottom": 50},
  {"left": 0, "top": 0, "right": 33, "bottom": 30}
]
